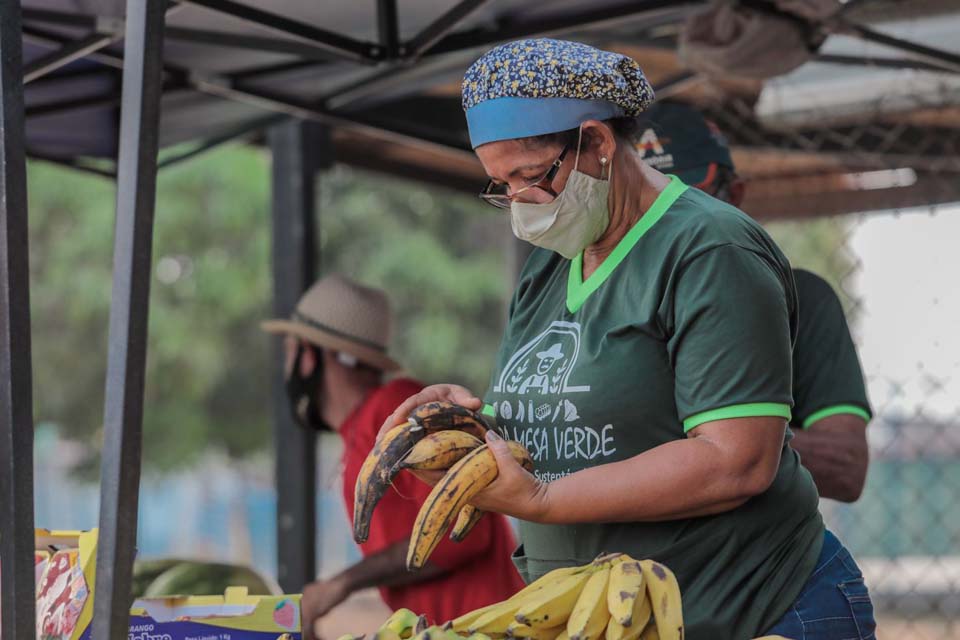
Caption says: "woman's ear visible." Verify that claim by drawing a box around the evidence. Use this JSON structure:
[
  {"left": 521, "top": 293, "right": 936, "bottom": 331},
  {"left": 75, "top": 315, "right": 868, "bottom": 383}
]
[{"left": 581, "top": 119, "right": 618, "bottom": 162}]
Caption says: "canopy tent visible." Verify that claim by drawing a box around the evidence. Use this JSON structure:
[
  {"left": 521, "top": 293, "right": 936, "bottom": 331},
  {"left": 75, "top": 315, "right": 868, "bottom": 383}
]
[
  {"left": 3, "top": 1, "right": 960, "bottom": 639},
  {"left": 20, "top": 0, "right": 960, "bottom": 216}
]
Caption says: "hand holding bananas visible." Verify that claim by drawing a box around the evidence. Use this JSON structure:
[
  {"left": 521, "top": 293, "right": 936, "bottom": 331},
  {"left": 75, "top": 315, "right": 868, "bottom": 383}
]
[
  {"left": 377, "top": 384, "right": 485, "bottom": 441},
  {"left": 353, "top": 401, "right": 542, "bottom": 570}
]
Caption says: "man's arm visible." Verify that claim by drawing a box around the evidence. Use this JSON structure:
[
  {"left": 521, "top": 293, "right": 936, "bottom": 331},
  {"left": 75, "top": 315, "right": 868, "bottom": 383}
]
[
  {"left": 790, "top": 413, "right": 868, "bottom": 502},
  {"left": 302, "top": 539, "right": 445, "bottom": 640}
]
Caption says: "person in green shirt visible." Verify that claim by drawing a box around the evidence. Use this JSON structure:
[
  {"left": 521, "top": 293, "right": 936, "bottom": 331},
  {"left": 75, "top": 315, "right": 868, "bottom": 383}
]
[
  {"left": 636, "top": 100, "right": 872, "bottom": 502},
  {"left": 381, "top": 39, "right": 875, "bottom": 639}
]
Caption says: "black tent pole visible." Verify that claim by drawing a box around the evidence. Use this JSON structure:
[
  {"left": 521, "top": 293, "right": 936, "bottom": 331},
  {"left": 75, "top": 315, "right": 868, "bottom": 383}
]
[
  {"left": 91, "top": 0, "right": 166, "bottom": 638},
  {"left": 268, "top": 120, "right": 331, "bottom": 594},
  {"left": 0, "top": 0, "right": 37, "bottom": 635}
]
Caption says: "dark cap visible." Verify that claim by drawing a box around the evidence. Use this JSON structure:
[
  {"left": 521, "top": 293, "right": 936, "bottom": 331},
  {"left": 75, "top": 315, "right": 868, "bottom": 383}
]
[{"left": 635, "top": 101, "right": 734, "bottom": 187}]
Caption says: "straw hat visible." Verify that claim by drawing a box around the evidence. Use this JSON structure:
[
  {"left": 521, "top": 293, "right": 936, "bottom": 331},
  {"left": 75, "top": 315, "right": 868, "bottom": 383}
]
[{"left": 261, "top": 274, "right": 401, "bottom": 372}]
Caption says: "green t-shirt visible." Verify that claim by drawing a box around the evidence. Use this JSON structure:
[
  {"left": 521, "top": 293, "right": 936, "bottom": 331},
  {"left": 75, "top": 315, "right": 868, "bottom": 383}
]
[
  {"left": 791, "top": 269, "right": 872, "bottom": 429},
  {"left": 484, "top": 177, "right": 823, "bottom": 640}
]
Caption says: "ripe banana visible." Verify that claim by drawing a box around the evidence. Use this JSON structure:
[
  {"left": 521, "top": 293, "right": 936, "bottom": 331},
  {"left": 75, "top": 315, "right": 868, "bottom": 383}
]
[
  {"left": 605, "top": 588, "right": 652, "bottom": 640},
  {"left": 353, "top": 402, "right": 488, "bottom": 543},
  {"left": 506, "top": 621, "right": 567, "bottom": 639},
  {"left": 453, "top": 565, "right": 585, "bottom": 633},
  {"left": 639, "top": 560, "right": 683, "bottom": 640},
  {"left": 607, "top": 560, "right": 645, "bottom": 627},
  {"left": 450, "top": 505, "right": 485, "bottom": 543},
  {"left": 567, "top": 562, "right": 611, "bottom": 640},
  {"left": 639, "top": 622, "right": 659, "bottom": 640},
  {"left": 466, "top": 598, "right": 523, "bottom": 634},
  {"left": 399, "top": 431, "right": 483, "bottom": 471},
  {"left": 514, "top": 568, "right": 596, "bottom": 629},
  {"left": 407, "top": 442, "right": 533, "bottom": 570}
]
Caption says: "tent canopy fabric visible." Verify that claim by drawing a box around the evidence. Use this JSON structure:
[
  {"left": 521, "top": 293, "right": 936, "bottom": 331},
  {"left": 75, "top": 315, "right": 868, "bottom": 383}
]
[{"left": 19, "top": 0, "right": 960, "bottom": 217}]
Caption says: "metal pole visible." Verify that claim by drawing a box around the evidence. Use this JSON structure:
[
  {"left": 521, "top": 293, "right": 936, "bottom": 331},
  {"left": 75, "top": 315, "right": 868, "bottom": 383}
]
[
  {"left": 92, "top": 0, "right": 166, "bottom": 638},
  {"left": 0, "top": 1, "right": 37, "bottom": 637},
  {"left": 268, "top": 120, "right": 331, "bottom": 592}
]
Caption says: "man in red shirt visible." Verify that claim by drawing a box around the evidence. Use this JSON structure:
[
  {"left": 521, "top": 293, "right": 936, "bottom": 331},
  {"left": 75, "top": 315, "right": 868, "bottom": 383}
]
[{"left": 262, "top": 274, "right": 523, "bottom": 636}]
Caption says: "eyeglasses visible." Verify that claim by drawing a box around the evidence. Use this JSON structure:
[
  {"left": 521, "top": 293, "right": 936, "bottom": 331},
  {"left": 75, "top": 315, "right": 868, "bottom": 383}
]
[{"left": 479, "top": 145, "right": 570, "bottom": 210}]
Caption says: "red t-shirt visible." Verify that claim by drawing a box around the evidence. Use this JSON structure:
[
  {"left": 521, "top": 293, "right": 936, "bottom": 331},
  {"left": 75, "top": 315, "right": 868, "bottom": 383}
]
[{"left": 340, "top": 378, "right": 525, "bottom": 624}]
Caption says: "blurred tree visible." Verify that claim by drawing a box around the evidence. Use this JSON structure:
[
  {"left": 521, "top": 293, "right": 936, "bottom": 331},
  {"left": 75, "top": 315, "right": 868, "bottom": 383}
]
[{"left": 27, "top": 145, "right": 509, "bottom": 476}]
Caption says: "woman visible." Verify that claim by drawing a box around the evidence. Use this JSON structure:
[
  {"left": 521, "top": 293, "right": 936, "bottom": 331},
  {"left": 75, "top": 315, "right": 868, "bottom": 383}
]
[{"left": 383, "top": 39, "right": 875, "bottom": 640}]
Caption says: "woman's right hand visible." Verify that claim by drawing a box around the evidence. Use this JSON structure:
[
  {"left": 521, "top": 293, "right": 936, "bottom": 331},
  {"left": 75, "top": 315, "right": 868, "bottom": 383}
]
[{"left": 376, "top": 383, "right": 483, "bottom": 440}]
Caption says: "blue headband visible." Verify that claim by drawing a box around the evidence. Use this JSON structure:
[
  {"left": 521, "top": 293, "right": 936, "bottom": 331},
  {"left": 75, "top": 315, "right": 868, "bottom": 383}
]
[{"left": 466, "top": 98, "right": 624, "bottom": 148}]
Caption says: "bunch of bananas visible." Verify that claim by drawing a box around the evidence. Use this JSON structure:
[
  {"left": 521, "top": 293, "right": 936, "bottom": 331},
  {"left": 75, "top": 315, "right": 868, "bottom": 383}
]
[
  {"left": 446, "top": 553, "right": 680, "bottom": 640},
  {"left": 353, "top": 401, "right": 490, "bottom": 544},
  {"left": 351, "top": 401, "right": 533, "bottom": 570},
  {"left": 335, "top": 608, "right": 493, "bottom": 640}
]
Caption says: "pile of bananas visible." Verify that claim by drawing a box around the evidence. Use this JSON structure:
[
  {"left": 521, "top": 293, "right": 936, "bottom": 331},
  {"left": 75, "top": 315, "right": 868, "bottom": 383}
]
[
  {"left": 352, "top": 401, "right": 533, "bottom": 570},
  {"left": 447, "top": 553, "right": 680, "bottom": 640}
]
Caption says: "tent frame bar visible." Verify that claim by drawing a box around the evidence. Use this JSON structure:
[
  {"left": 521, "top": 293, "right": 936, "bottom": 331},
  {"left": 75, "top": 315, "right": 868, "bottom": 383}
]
[
  {"left": 90, "top": 1, "right": 166, "bottom": 638},
  {"left": 0, "top": 1, "right": 37, "bottom": 638},
  {"left": 178, "top": 0, "right": 383, "bottom": 64}
]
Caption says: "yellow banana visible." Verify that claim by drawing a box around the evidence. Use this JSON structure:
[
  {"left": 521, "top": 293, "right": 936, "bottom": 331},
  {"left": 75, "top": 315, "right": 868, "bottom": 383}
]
[
  {"left": 556, "top": 630, "right": 570, "bottom": 640},
  {"left": 466, "top": 598, "right": 523, "bottom": 634},
  {"left": 639, "top": 622, "right": 659, "bottom": 640},
  {"left": 450, "top": 505, "right": 485, "bottom": 542},
  {"left": 639, "top": 560, "right": 683, "bottom": 640},
  {"left": 607, "top": 560, "right": 645, "bottom": 627},
  {"left": 606, "top": 591, "right": 652, "bottom": 640},
  {"left": 372, "top": 629, "right": 402, "bottom": 640},
  {"left": 407, "top": 442, "right": 533, "bottom": 570},
  {"left": 566, "top": 562, "right": 611, "bottom": 640},
  {"left": 449, "top": 565, "right": 583, "bottom": 632},
  {"left": 514, "top": 567, "right": 595, "bottom": 629},
  {"left": 353, "top": 402, "right": 488, "bottom": 543},
  {"left": 506, "top": 621, "right": 567, "bottom": 639},
  {"left": 399, "top": 431, "right": 483, "bottom": 471}
]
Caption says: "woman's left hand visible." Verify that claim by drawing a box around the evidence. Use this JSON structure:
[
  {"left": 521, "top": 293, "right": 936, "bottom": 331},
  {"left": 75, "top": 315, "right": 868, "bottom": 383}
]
[{"left": 469, "top": 431, "right": 552, "bottom": 522}]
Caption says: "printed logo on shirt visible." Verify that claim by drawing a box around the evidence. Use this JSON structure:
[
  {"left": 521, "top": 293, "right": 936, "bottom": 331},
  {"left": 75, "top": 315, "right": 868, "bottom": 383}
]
[
  {"left": 494, "top": 320, "right": 590, "bottom": 396},
  {"left": 491, "top": 321, "right": 616, "bottom": 470}
]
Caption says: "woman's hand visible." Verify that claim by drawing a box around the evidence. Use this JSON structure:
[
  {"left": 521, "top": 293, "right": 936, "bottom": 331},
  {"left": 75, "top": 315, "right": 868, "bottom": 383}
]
[
  {"left": 376, "top": 383, "right": 482, "bottom": 440},
  {"left": 469, "top": 431, "right": 551, "bottom": 522}
]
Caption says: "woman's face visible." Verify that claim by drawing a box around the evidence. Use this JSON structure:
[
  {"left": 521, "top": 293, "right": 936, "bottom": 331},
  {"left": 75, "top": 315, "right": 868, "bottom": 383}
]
[{"left": 475, "top": 120, "right": 614, "bottom": 205}]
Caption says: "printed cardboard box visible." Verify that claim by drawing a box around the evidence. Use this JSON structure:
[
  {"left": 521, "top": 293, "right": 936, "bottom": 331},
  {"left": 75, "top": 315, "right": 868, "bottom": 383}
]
[
  {"left": 121, "top": 587, "right": 301, "bottom": 640},
  {"left": 31, "top": 529, "right": 300, "bottom": 640},
  {"left": 35, "top": 529, "right": 98, "bottom": 640}
]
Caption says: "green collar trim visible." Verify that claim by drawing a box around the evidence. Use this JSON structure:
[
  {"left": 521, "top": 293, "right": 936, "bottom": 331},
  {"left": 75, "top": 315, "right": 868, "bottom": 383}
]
[{"left": 566, "top": 175, "right": 688, "bottom": 314}]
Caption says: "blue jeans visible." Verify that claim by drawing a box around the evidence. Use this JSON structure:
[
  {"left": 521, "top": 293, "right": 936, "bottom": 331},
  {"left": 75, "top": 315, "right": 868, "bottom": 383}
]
[{"left": 764, "top": 530, "right": 876, "bottom": 639}]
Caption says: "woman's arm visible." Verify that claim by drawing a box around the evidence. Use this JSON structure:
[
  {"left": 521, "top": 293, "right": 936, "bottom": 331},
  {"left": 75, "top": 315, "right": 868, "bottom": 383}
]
[{"left": 472, "top": 416, "right": 785, "bottom": 523}]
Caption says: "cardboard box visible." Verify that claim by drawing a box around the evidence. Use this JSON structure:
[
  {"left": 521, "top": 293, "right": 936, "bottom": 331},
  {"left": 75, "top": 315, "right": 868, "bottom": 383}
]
[
  {"left": 32, "top": 529, "right": 300, "bottom": 640},
  {"left": 35, "top": 529, "right": 98, "bottom": 640},
  {"left": 121, "top": 587, "right": 300, "bottom": 640}
]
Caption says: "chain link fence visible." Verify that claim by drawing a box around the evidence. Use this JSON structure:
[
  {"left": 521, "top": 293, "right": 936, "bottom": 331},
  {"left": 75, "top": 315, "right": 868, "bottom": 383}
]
[{"left": 707, "top": 85, "right": 960, "bottom": 639}]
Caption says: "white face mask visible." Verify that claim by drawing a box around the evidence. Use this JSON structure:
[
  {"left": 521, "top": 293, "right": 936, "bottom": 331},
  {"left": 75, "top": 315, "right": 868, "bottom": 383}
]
[{"left": 510, "top": 129, "right": 611, "bottom": 259}]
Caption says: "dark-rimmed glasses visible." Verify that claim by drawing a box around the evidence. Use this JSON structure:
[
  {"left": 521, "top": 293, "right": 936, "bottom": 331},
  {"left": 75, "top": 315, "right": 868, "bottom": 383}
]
[{"left": 479, "top": 145, "right": 570, "bottom": 210}]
